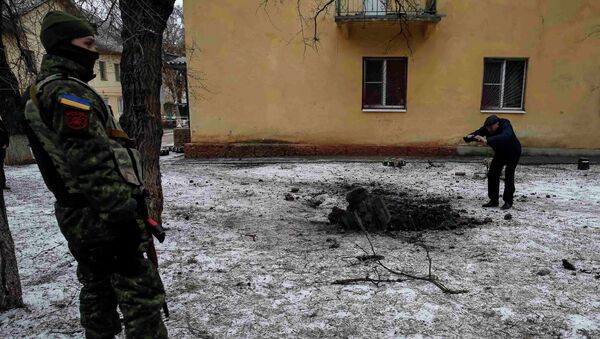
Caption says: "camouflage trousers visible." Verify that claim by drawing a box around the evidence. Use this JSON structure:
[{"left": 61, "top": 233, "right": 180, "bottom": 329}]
[{"left": 55, "top": 202, "right": 168, "bottom": 339}]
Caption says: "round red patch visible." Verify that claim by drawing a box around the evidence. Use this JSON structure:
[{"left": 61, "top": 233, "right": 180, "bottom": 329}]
[{"left": 65, "top": 111, "right": 89, "bottom": 130}]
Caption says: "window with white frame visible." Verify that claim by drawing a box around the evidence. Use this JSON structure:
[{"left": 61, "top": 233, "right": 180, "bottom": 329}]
[
  {"left": 481, "top": 58, "right": 528, "bottom": 111},
  {"left": 99, "top": 61, "right": 107, "bottom": 81},
  {"left": 363, "top": 57, "right": 407, "bottom": 110},
  {"left": 364, "top": 0, "right": 387, "bottom": 15},
  {"left": 114, "top": 63, "right": 121, "bottom": 82}
]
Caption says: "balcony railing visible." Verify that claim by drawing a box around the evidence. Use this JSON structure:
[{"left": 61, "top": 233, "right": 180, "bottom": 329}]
[{"left": 335, "top": 0, "right": 442, "bottom": 23}]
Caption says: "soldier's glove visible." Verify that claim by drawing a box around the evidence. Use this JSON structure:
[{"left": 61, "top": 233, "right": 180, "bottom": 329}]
[{"left": 133, "top": 193, "right": 167, "bottom": 243}]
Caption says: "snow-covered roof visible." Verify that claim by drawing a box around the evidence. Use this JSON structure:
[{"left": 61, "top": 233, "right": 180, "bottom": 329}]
[
  {"left": 94, "top": 19, "right": 122, "bottom": 54},
  {"left": 13, "top": 0, "right": 47, "bottom": 15},
  {"left": 4, "top": 0, "right": 123, "bottom": 54}
]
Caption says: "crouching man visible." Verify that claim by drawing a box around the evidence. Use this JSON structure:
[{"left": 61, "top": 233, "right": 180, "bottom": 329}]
[{"left": 464, "top": 115, "right": 522, "bottom": 210}]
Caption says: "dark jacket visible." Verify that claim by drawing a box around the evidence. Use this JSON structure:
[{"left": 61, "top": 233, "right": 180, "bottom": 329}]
[
  {"left": 0, "top": 118, "right": 9, "bottom": 148},
  {"left": 469, "top": 118, "right": 522, "bottom": 158}
]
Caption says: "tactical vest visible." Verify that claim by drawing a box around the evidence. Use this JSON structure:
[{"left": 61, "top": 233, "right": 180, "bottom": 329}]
[{"left": 24, "top": 74, "right": 144, "bottom": 196}]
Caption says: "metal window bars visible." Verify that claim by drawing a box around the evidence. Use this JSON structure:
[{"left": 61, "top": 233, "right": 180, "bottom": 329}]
[{"left": 336, "top": 0, "right": 437, "bottom": 19}]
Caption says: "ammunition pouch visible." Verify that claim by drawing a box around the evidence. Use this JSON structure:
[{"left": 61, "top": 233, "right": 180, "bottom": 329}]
[{"left": 112, "top": 148, "right": 144, "bottom": 187}]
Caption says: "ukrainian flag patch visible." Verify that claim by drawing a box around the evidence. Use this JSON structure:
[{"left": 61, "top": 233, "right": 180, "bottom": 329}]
[{"left": 59, "top": 94, "right": 91, "bottom": 111}]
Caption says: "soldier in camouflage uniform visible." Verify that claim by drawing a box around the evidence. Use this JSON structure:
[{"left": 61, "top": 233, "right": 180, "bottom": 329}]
[{"left": 19, "top": 11, "right": 168, "bottom": 338}]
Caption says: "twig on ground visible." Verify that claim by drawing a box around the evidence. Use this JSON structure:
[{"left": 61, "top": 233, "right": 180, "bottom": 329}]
[
  {"left": 31, "top": 243, "right": 62, "bottom": 260},
  {"left": 336, "top": 216, "right": 469, "bottom": 294},
  {"left": 356, "top": 254, "right": 385, "bottom": 262},
  {"left": 332, "top": 277, "right": 406, "bottom": 285}
]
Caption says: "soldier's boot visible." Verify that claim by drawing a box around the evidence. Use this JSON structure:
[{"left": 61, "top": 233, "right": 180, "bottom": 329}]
[
  {"left": 77, "top": 265, "right": 123, "bottom": 339},
  {"left": 113, "top": 255, "right": 168, "bottom": 339}
]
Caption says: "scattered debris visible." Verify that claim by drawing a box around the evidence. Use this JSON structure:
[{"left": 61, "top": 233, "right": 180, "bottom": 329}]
[
  {"left": 325, "top": 238, "right": 340, "bottom": 249},
  {"left": 284, "top": 193, "right": 295, "bottom": 201},
  {"left": 578, "top": 157, "right": 590, "bottom": 170},
  {"left": 562, "top": 259, "right": 576, "bottom": 271},
  {"left": 455, "top": 172, "right": 466, "bottom": 176},
  {"left": 307, "top": 194, "right": 327, "bottom": 208},
  {"left": 537, "top": 269, "right": 551, "bottom": 276},
  {"left": 356, "top": 254, "right": 385, "bottom": 262},
  {"left": 290, "top": 187, "right": 300, "bottom": 193},
  {"left": 244, "top": 234, "right": 257, "bottom": 241},
  {"left": 426, "top": 160, "right": 444, "bottom": 169},
  {"left": 280, "top": 164, "right": 296, "bottom": 170},
  {"left": 383, "top": 158, "right": 407, "bottom": 168},
  {"left": 504, "top": 213, "right": 512, "bottom": 220}
]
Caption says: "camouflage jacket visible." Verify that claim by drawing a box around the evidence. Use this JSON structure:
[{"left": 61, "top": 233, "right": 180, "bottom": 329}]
[{"left": 24, "top": 54, "right": 144, "bottom": 223}]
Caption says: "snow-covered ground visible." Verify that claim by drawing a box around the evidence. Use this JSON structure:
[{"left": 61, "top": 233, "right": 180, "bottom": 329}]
[{"left": 1, "top": 155, "right": 599, "bottom": 338}]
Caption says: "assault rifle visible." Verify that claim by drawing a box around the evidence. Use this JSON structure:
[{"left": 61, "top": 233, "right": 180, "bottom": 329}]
[{"left": 137, "top": 196, "right": 170, "bottom": 318}]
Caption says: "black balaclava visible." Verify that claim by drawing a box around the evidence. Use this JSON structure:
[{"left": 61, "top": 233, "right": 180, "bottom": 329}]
[{"left": 40, "top": 11, "right": 99, "bottom": 81}]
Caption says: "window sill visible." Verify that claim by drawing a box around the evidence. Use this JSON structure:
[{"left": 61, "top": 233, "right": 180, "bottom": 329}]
[
  {"left": 481, "top": 110, "right": 526, "bottom": 114},
  {"left": 362, "top": 108, "right": 407, "bottom": 113}
]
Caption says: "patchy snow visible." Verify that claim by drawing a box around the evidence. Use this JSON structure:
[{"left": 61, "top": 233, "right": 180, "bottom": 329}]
[{"left": 1, "top": 155, "right": 599, "bottom": 338}]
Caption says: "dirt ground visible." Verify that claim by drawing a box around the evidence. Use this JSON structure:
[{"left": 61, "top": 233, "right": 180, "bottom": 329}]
[{"left": 1, "top": 155, "right": 599, "bottom": 338}]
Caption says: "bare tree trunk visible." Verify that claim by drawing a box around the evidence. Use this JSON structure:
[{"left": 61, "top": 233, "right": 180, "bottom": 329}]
[
  {"left": 1, "top": 0, "right": 34, "bottom": 165},
  {"left": 5, "top": 136, "right": 34, "bottom": 166},
  {"left": 119, "top": 0, "right": 175, "bottom": 221},
  {"left": 0, "top": 1, "right": 23, "bottom": 310},
  {"left": 0, "top": 188, "right": 22, "bottom": 311}
]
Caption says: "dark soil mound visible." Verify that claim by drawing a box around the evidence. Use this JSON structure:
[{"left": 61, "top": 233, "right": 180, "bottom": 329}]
[
  {"left": 328, "top": 185, "right": 490, "bottom": 232},
  {"left": 372, "top": 189, "right": 490, "bottom": 231}
]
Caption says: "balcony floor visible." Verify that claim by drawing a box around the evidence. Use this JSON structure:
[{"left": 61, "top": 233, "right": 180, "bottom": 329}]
[{"left": 335, "top": 13, "right": 443, "bottom": 23}]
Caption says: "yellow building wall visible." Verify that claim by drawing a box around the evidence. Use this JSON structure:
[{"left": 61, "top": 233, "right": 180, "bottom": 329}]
[
  {"left": 91, "top": 54, "right": 124, "bottom": 117},
  {"left": 185, "top": 0, "right": 600, "bottom": 149},
  {"left": 2, "top": 1, "right": 61, "bottom": 91}
]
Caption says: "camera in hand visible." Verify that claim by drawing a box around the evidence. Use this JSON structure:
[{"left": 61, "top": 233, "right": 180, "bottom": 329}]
[{"left": 463, "top": 135, "right": 478, "bottom": 143}]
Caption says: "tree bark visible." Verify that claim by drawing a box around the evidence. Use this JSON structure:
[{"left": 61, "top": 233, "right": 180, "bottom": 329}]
[
  {"left": 1, "top": 0, "right": 34, "bottom": 165},
  {"left": 119, "top": 0, "right": 175, "bottom": 221},
  {"left": 0, "top": 188, "right": 22, "bottom": 311},
  {"left": 0, "top": 0, "right": 24, "bottom": 311}
]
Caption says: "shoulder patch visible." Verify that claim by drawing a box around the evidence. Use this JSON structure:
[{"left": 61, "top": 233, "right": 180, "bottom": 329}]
[
  {"left": 65, "top": 110, "right": 89, "bottom": 131},
  {"left": 59, "top": 94, "right": 91, "bottom": 111}
]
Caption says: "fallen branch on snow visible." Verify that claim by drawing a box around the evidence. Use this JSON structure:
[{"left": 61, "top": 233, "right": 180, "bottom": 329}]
[{"left": 333, "top": 211, "right": 469, "bottom": 294}]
